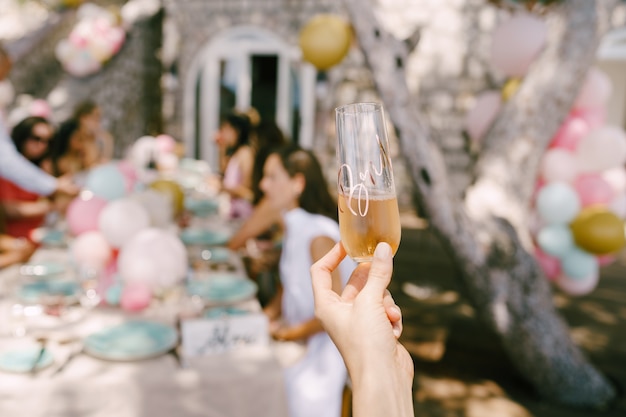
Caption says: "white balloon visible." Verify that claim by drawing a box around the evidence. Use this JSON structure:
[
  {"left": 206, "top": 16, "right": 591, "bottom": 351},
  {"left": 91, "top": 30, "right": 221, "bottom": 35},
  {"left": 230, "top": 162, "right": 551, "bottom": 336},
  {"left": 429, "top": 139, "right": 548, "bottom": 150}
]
[
  {"left": 464, "top": 90, "right": 502, "bottom": 144},
  {"left": 602, "top": 167, "right": 626, "bottom": 194},
  {"left": 98, "top": 198, "right": 150, "bottom": 248},
  {"left": 130, "top": 189, "right": 174, "bottom": 228},
  {"left": 540, "top": 149, "right": 578, "bottom": 183},
  {"left": 555, "top": 271, "right": 599, "bottom": 297},
  {"left": 576, "top": 126, "right": 626, "bottom": 173},
  {"left": 130, "top": 135, "right": 158, "bottom": 170}
]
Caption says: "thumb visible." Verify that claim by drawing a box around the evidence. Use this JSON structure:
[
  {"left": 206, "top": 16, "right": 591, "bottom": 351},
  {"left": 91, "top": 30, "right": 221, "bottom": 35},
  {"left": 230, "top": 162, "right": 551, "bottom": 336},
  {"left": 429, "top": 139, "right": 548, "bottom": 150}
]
[{"left": 361, "top": 242, "right": 393, "bottom": 298}]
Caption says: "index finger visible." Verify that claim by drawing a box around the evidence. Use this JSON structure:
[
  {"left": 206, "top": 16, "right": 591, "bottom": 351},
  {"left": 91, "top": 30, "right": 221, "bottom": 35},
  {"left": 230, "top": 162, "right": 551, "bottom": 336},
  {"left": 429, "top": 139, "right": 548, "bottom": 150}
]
[{"left": 310, "top": 242, "right": 347, "bottom": 302}]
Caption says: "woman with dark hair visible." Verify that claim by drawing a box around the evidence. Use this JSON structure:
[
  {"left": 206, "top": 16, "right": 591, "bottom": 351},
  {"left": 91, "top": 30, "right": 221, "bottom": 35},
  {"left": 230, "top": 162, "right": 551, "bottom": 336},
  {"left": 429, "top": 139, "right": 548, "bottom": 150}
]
[
  {"left": 73, "top": 99, "right": 114, "bottom": 161},
  {"left": 42, "top": 118, "right": 99, "bottom": 177},
  {"left": 260, "top": 144, "right": 355, "bottom": 417},
  {"left": 0, "top": 116, "right": 56, "bottom": 240},
  {"left": 214, "top": 110, "right": 255, "bottom": 218}
]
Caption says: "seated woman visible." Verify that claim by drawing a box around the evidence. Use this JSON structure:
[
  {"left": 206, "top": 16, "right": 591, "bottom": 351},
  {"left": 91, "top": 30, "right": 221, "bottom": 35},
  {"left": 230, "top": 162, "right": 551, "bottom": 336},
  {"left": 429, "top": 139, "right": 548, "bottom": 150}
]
[
  {"left": 42, "top": 118, "right": 100, "bottom": 178},
  {"left": 0, "top": 117, "right": 56, "bottom": 241},
  {"left": 260, "top": 144, "right": 355, "bottom": 417},
  {"left": 73, "top": 99, "right": 115, "bottom": 162},
  {"left": 214, "top": 110, "right": 255, "bottom": 219}
]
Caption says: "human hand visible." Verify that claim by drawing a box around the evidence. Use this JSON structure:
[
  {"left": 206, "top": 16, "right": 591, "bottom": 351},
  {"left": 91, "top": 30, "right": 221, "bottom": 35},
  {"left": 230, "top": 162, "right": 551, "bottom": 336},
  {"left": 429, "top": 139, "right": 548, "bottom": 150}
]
[
  {"left": 55, "top": 175, "right": 80, "bottom": 197},
  {"left": 310, "top": 242, "right": 413, "bottom": 382}
]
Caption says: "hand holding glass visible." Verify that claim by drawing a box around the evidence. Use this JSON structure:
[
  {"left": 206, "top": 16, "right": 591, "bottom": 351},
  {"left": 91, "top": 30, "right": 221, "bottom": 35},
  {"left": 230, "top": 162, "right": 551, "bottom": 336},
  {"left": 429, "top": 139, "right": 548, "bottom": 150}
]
[{"left": 335, "top": 102, "right": 401, "bottom": 263}]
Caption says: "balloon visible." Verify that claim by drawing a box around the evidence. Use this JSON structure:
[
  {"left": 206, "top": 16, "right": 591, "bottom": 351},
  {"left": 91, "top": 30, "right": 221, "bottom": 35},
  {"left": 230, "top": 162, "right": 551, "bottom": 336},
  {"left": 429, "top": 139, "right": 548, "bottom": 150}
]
[
  {"left": 534, "top": 247, "right": 561, "bottom": 281},
  {"left": 117, "top": 159, "right": 139, "bottom": 193},
  {"left": 571, "top": 107, "right": 606, "bottom": 130},
  {"left": 574, "top": 67, "right": 612, "bottom": 111},
  {"left": 71, "top": 230, "right": 112, "bottom": 269},
  {"left": 98, "top": 198, "right": 150, "bottom": 248},
  {"left": 489, "top": 14, "right": 547, "bottom": 77},
  {"left": 29, "top": 99, "right": 52, "bottom": 119},
  {"left": 118, "top": 228, "right": 187, "bottom": 289},
  {"left": 85, "top": 163, "right": 126, "bottom": 201},
  {"left": 129, "top": 135, "right": 157, "bottom": 169},
  {"left": 573, "top": 174, "right": 614, "bottom": 207},
  {"left": 537, "top": 224, "right": 574, "bottom": 258},
  {"left": 65, "top": 192, "right": 108, "bottom": 236},
  {"left": 597, "top": 254, "right": 616, "bottom": 267},
  {"left": 540, "top": 149, "right": 578, "bottom": 183},
  {"left": 130, "top": 189, "right": 174, "bottom": 228},
  {"left": 602, "top": 167, "right": 626, "bottom": 194},
  {"left": 149, "top": 179, "right": 185, "bottom": 216},
  {"left": 464, "top": 91, "right": 502, "bottom": 144},
  {"left": 549, "top": 114, "right": 590, "bottom": 151},
  {"left": 105, "top": 281, "right": 122, "bottom": 306},
  {"left": 609, "top": 193, "right": 626, "bottom": 218},
  {"left": 560, "top": 248, "right": 599, "bottom": 281},
  {"left": 576, "top": 126, "right": 626, "bottom": 173},
  {"left": 501, "top": 78, "right": 521, "bottom": 101},
  {"left": 569, "top": 207, "right": 626, "bottom": 255},
  {"left": 555, "top": 270, "right": 599, "bottom": 297},
  {"left": 299, "top": 14, "right": 352, "bottom": 70},
  {"left": 155, "top": 134, "right": 176, "bottom": 155},
  {"left": 120, "top": 282, "right": 152, "bottom": 312},
  {"left": 535, "top": 182, "right": 581, "bottom": 225},
  {"left": 0, "top": 80, "right": 15, "bottom": 110}
]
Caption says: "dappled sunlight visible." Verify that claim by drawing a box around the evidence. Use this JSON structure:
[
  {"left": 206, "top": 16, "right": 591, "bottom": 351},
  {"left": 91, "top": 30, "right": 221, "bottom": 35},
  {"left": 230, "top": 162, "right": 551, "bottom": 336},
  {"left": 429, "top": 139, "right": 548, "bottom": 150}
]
[
  {"left": 492, "top": 300, "right": 510, "bottom": 333},
  {"left": 579, "top": 301, "right": 619, "bottom": 325},
  {"left": 402, "top": 282, "right": 460, "bottom": 305},
  {"left": 570, "top": 326, "right": 610, "bottom": 352},
  {"left": 415, "top": 374, "right": 532, "bottom": 417}
]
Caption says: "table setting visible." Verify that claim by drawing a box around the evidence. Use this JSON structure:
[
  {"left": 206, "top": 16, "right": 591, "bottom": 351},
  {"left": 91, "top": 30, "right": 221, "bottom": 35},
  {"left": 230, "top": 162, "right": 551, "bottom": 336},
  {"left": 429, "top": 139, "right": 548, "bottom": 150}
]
[{"left": 0, "top": 158, "right": 292, "bottom": 417}]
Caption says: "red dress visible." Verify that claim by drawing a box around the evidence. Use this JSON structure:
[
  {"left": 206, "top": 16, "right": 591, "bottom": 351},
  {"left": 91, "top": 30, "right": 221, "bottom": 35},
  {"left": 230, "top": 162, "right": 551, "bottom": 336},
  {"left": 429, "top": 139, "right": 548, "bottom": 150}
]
[{"left": 0, "top": 178, "right": 45, "bottom": 241}]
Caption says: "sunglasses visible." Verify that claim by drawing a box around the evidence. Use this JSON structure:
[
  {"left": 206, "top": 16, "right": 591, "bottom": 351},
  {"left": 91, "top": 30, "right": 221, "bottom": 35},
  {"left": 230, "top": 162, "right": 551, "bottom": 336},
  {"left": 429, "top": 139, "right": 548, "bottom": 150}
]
[{"left": 29, "top": 134, "right": 52, "bottom": 144}]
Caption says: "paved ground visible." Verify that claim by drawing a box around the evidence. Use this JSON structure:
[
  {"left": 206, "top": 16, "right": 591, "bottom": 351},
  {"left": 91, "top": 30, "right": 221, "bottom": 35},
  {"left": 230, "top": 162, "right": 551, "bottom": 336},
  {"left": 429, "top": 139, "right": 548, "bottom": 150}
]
[{"left": 391, "top": 213, "right": 626, "bottom": 417}]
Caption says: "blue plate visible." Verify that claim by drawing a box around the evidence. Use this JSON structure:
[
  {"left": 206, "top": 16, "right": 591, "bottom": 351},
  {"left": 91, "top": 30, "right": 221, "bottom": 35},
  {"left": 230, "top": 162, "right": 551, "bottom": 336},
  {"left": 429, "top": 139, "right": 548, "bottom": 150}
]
[
  {"left": 17, "top": 280, "right": 79, "bottom": 303},
  {"left": 203, "top": 306, "right": 249, "bottom": 318},
  {"left": 40, "top": 229, "right": 66, "bottom": 246},
  {"left": 0, "top": 347, "right": 53, "bottom": 373},
  {"left": 83, "top": 320, "right": 178, "bottom": 361},
  {"left": 187, "top": 275, "right": 258, "bottom": 304},
  {"left": 197, "top": 247, "right": 232, "bottom": 263},
  {"left": 185, "top": 198, "right": 219, "bottom": 217},
  {"left": 19, "top": 261, "right": 66, "bottom": 278},
  {"left": 180, "top": 229, "right": 230, "bottom": 246}
]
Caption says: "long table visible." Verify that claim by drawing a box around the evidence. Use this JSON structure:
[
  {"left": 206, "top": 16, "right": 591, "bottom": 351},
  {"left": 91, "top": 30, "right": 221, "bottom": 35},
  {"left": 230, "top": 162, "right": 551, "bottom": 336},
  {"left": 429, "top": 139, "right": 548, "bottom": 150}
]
[{"left": 0, "top": 244, "right": 294, "bottom": 417}]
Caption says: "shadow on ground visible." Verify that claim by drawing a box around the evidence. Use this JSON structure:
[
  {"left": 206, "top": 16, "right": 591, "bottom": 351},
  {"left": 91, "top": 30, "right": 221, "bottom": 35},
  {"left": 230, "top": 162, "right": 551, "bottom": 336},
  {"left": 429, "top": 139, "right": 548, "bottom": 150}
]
[{"left": 391, "top": 217, "right": 626, "bottom": 417}]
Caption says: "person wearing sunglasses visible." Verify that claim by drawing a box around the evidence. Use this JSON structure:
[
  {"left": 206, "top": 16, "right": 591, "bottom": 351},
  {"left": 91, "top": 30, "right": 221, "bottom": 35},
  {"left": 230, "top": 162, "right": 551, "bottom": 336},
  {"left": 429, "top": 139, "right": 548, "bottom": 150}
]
[
  {"left": 0, "top": 44, "right": 78, "bottom": 199},
  {"left": 0, "top": 117, "right": 58, "bottom": 241}
]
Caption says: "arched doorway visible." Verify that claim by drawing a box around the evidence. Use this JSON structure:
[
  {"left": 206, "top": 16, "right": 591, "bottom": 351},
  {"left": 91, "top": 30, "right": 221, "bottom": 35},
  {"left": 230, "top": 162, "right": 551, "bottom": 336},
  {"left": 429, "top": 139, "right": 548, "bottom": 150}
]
[{"left": 183, "top": 26, "right": 317, "bottom": 171}]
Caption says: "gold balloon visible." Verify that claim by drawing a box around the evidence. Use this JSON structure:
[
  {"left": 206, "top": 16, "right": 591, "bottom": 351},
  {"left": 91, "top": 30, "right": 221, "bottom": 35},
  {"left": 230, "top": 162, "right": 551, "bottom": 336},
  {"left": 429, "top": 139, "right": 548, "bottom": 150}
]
[
  {"left": 501, "top": 78, "right": 521, "bottom": 101},
  {"left": 149, "top": 179, "right": 185, "bottom": 216},
  {"left": 570, "top": 207, "right": 626, "bottom": 255},
  {"left": 299, "top": 15, "right": 352, "bottom": 70}
]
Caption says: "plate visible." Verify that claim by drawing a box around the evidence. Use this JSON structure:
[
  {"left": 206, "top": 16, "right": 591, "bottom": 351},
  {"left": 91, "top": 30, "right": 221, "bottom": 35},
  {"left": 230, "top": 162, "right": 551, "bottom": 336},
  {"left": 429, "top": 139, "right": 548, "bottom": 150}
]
[
  {"left": 83, "top": 320, "right": 178, "bottom": 361},
  {"left": 203, "top": 306, "right": 250, "bottom": 318},
  {"left": 31, "top": 228, "right": 66, "bottom": 246},
  {"left": 19, "top": 261, "right": 66, "bottom": 278},
  {"left": 185, "top": 198, "right": 219, "bottom": 216},
  {"left": 17, "top": 280, "right": 79, "bottom": 304},
  {"left": 0, "top": 347, "right": 53, "bottom": 373},
  {"left": 180, "top": 229, "right": 230, "bottom": 246},
  {"left": 187, "top": 275, "right": 258, "bottom": 304},
  {"left": 198, "top": 247, "right": 232, "bottom": 263}
]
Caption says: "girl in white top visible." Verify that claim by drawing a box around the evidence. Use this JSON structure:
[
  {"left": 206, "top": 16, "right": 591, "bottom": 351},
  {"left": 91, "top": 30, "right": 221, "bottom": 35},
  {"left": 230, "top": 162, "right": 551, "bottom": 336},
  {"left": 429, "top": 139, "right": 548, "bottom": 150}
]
[{"left": 260, "top": 144, "right": 356, "bottom": 417}]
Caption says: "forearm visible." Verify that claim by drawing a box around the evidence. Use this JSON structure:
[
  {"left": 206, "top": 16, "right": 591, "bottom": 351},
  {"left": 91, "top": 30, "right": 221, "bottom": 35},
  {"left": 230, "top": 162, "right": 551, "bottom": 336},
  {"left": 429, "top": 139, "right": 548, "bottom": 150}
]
[
  {"left": 351, "top": 362, "right": 414, "bottom": 417},
  {"left": 3, "top": 200, "right": 50, "bottom": 219},
  {"left": 228, "top": 199, "right": 280, "bottom": 250},
  {"left": 0, "top": 139, "right": 56, "bottom": 196}
]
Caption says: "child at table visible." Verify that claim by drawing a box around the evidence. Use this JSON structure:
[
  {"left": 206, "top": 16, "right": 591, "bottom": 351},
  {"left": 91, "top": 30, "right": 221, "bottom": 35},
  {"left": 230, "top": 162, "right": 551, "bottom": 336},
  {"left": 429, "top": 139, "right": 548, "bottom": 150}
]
[{"left": 260, "top": 144, "right": 355, "bottom": 417}]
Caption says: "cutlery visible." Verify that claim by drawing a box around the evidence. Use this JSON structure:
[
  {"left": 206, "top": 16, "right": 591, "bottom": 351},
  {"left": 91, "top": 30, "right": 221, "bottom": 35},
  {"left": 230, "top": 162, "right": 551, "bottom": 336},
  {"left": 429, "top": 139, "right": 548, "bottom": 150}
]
[
  {"left": 51, "top": 344, "right": 82, "bottom": 376},
  {"left": 29, "top": 337, "right": 47, "bottom": 375}
]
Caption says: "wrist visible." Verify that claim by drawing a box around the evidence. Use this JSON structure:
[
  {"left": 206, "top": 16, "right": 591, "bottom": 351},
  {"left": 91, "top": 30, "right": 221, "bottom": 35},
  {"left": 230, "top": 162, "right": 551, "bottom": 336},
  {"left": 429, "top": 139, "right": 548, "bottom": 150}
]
[{"left": 351, "top": 364, "right": 414, "bottom": 417}]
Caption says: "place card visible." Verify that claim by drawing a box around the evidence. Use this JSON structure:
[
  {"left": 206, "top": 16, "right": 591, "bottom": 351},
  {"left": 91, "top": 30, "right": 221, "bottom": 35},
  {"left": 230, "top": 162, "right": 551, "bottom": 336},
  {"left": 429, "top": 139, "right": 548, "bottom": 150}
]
[{"left": 181, "top": 313, "right": 270, "bottom": 356}]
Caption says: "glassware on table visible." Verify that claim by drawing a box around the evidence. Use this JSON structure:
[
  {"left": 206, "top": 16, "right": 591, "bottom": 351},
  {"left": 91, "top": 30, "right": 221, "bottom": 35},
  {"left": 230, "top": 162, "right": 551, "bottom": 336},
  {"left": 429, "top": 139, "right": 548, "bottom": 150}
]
[
  {"left": 76, "top": 265, "right": 102, "bottom": 309},
  {"left": 335, "top": 102, "right": 401, "bottom": 263}
]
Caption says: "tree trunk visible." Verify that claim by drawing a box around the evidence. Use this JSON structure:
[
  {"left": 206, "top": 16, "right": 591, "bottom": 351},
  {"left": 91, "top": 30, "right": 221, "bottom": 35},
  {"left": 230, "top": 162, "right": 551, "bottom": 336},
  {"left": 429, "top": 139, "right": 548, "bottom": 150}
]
[{"left": 342, "top": 0, "right": 617, "bottom": 407}]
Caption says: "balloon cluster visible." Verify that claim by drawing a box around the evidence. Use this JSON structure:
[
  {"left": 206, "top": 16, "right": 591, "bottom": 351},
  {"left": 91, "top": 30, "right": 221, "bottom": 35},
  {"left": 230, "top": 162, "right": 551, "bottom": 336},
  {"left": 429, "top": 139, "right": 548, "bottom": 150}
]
[
  {"left": 299, "top": 14, "right": 352, "bottom": 71},
  {"left": 5, "top": 95, "right": 53, "bottom": 128},
  {"left": 55, "top": 3, "right": 126, "bottom": 77},
  {"left": 66, "top": 159, "right": 187, "bottom": 312},
  {"left": 533, "top": 68, "right": 626, "bottom": 296},
  {"left": 464, "top": 12, "right": 626, "bottom": 295}
]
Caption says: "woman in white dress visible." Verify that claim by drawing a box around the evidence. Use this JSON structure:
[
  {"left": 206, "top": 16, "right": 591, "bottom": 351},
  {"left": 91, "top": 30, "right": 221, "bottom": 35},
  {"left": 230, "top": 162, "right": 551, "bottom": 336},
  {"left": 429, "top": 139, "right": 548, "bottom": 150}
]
[{"left": 260, "top": 144, "right": 355, "bottom": 417}]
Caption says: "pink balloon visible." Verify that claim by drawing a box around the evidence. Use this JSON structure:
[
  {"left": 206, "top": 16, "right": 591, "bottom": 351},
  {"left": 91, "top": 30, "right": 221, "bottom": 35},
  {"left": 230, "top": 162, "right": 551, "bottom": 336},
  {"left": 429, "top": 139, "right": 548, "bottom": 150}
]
[
  {"left": 531, "top": 178, "right": 547, "bottom": 204},
  {"left": 574, "top": 174, "right": 614, "bottom": 207},
  {"left": 117, "top": 160, "right": 138, "bottom": 193},
  {"left": 576, "top": 126, "right": 626, "bottom": 173},
  {"left": 534, "top": 247, "right": 561, "bottom": 281},
  {"left": 71, "top": 231, "right": 112, "bottom": 269},
  {"left": 549, "top": 114, "right": 590, "bottom": 151},
  {"left": 490, "top": 14, "right": 548, "bottom": 77},
  {"left": 465, "top": 91, "right": 502, "bottom": 144},
  {"left": 155, "top": 134, "right": 176, "bottom": 154},
  {"left": 540, "top": 148, "right": 578, "bottom": 183},
  {"left": 597, "top": 254, "right": 616, "bottom": 267},
  {"left": 555, "top": 271, "right": 599, "bottom": 296},
  {"left": 609, "top": 193, "right": 626, "bottom": 218},
  {"left": 574, "top": 67, "right": 612, "bottom": 111},
  {"left": 29, "top": 99, "right": 51, "bottom": 119},
  {"left": 602, "top": 167, "right": 626, "bottom": 194},
  {"left": 571, "top": 107, "right": 606, "bottom": 130},
  {"left": 120, "top": 282, "right": 152, "bottom": 312},
  {"left": 66, "top": 193, "right": 109, "bottom": 236}
]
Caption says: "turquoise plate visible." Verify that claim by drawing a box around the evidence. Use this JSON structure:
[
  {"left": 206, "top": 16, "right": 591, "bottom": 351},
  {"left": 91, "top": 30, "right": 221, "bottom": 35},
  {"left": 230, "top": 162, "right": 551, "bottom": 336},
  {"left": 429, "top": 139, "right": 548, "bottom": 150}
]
[
  {"left": 187, "top": 275, "right": 258, "bottom": 304},
  {"left": 185, "top": 198, "right": 219, "bottom": 216},
  {"left": 180, "top": 229, "right": 230, "bottom": 246},
  {"left": 17, "top": 280, "right": 79, "bottom": 304},
  {"left": 203, "top": 306, "right": 249, "bottom": 318},
  {"left": 0, "top": 347, "right": 53, "bottom": 373},
  {"left": 198, "top": 247, "right": 232, "bottom": 263},
  {"left": 40, "top": 229, "right": 66, "bottom": 246},
  {"left": 19, "top": 261, "right": 66, "bottom": 278},
  {"left": 83, "top": 320, "right": 178, "bottom": 361}
]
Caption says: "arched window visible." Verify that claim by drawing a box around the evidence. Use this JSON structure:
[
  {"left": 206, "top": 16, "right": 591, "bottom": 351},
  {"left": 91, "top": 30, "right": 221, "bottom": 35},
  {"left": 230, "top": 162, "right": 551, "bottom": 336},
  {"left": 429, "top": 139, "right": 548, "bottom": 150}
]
[{"left": 183, "top": 26, "right": 317, "bottom": 171}]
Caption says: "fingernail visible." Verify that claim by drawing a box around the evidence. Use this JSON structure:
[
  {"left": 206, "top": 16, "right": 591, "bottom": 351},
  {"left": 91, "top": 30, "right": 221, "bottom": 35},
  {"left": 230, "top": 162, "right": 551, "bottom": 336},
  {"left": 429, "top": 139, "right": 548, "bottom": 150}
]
[{"left": 374, "top": 242, "right": 391, "bottom": 259}]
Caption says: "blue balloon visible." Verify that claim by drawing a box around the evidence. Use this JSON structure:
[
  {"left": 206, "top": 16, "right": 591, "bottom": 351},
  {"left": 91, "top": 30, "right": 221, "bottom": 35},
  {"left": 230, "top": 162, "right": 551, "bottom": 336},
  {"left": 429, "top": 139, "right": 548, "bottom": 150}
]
[
  {"left": 85, "top": 164, "right": 126, "bottom": 201},
  {"left": 536, "top": 182, "right": 581, "bottom": 225},
  {"left": 537, "top": 224, "right": 574, "bottom": 258},
  {"left": 561, "top": 247, "right": 598, "bottom": 280}
]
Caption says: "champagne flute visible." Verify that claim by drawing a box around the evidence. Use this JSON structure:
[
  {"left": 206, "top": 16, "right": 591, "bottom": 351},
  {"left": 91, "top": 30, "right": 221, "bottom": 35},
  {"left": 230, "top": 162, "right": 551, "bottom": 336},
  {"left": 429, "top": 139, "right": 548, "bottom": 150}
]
[{"left": 335, "top": 102, "right": 401, "bottom": 262}]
